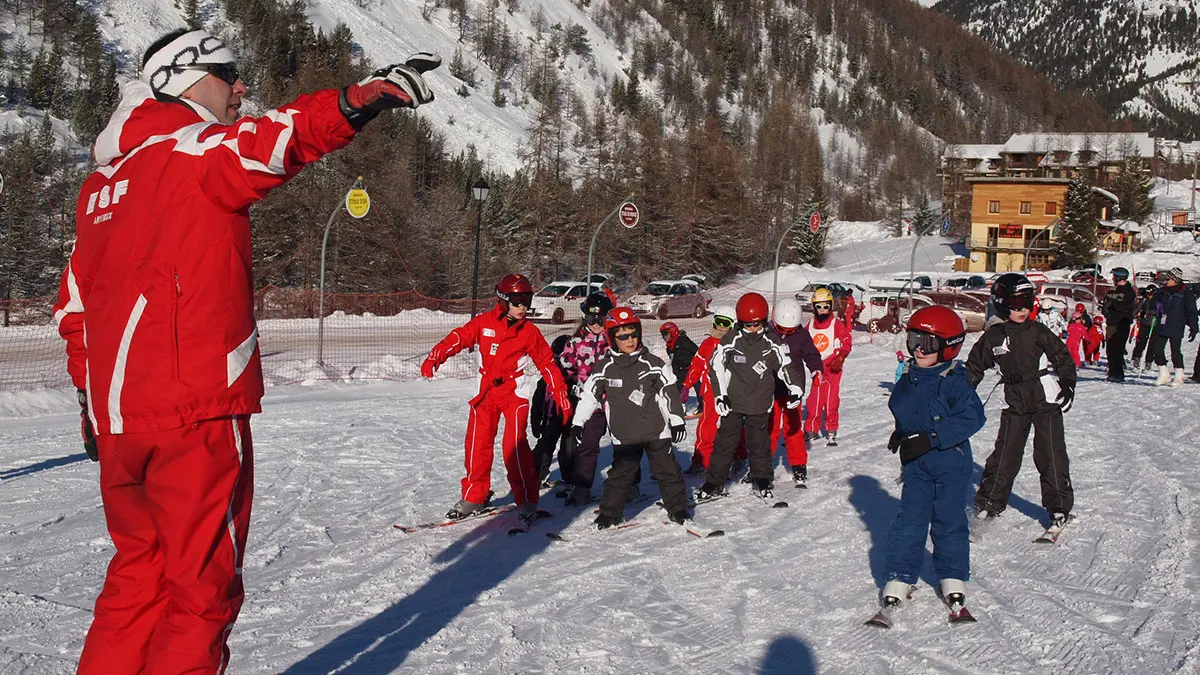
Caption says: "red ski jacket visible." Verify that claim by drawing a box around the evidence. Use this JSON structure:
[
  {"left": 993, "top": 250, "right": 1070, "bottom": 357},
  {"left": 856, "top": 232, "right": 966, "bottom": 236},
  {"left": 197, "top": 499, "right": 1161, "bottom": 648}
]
[
  {"left": 682, "top": 335, "right": 720, "bottom": 401},
  {"left": 53, "top": 81, "right": 356, "bottom": 434},
  {"left": 428, "top": 304, "right": 568, "bottom": 405}
]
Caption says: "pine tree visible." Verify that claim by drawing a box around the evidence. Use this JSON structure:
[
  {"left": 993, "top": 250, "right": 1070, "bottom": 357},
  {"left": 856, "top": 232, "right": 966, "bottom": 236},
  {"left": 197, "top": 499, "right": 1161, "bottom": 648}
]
[
  {"left": 1052, "top": 177, "right": 1098, "bottom": 269},
  {"left": 911, "top": 194, "right": 937, "bottom": 236},
  {"left": 790, "top": 175, "right": 830, "bottom": 266},
  {"left": 1112, "top": 158, "right": 1154, "bottom": 226}
]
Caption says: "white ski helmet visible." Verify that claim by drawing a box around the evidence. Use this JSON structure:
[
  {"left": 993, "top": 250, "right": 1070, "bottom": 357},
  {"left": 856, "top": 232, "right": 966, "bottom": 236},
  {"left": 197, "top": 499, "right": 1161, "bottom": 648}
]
[
  {"left": 711, "top": 304, "right": 736, "bottom": 323},
  {"left": 773, "top": 297, "right": 803, "bottom": 331}
]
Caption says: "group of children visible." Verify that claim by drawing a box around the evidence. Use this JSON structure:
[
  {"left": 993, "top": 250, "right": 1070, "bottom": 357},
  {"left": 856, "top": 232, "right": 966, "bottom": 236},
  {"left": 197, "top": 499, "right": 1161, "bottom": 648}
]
[{"left": 421, "top": 270, "right": 1081, "bottom": 615}]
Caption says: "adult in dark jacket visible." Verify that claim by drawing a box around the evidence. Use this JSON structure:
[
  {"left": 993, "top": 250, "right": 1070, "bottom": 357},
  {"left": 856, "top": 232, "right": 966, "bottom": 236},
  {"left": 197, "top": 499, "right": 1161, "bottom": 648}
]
[
  {"left": 660, "top": 322, "right": 700, "bottom": 401},
  {"left": 967, "top": 274, "right": 1076, "bottom": 527},
  {"left": 1100, "top": 267, "right": 1136, "bottom": 382},
  {"left": 1148, "top": 268, "right": 1198, "bottom": 386}
]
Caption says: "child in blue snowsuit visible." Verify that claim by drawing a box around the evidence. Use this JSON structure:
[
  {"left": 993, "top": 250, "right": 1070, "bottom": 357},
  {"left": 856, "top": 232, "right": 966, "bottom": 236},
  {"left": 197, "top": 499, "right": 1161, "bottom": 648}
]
[{"left": 881, "top": 306, "right": 986, "bottom": 613}]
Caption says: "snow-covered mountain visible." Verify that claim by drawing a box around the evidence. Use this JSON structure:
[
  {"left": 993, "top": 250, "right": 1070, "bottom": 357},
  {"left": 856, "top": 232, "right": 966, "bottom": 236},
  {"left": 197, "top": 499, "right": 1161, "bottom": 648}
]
[{"left": 933, "top": 0, "right": 1200, "bottom": 140}]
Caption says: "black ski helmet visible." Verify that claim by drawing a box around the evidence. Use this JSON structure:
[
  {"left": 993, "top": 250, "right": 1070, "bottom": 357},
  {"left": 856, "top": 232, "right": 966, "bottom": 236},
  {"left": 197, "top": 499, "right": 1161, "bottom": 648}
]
[
  {"left": 580, "top": 290, "right": 614, "bottom": 318},
  {"left": 990, "top": 273, "right": 1036, "bottom": 319}
]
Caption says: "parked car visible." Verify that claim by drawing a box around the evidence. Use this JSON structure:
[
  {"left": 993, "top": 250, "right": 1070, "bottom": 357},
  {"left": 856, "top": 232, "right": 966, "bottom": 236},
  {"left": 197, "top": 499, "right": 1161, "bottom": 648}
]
[
  {"left": 858, "top": 292, "right": 931, "bottom": 333},
  {"left": 528, "top": 281, "right": 590, "bottom": 324},
  {"left": 625, "top": 280, "right": 710, "bottom": 319},
  {"left": 941, "top": 275, "right": 987, "bottom": 290},
  {"left": 1038, "top": 283, "right": 1100, "bottom": 316},
  {"left": 917, "top": 291, "right": 988, "bottom": 332},
  {"left": 1134, "top": 269, "right": 1157, "bottom": 283},
  {"left": 867, "top": 276, "right": 932, "bottom": 293}
]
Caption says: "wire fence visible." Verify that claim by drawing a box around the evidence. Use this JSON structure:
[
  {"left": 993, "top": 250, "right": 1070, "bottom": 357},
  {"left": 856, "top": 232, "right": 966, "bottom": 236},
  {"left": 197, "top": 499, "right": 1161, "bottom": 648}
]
[{"left": 0, "top": 288, "right": 587, "bottom": 392}]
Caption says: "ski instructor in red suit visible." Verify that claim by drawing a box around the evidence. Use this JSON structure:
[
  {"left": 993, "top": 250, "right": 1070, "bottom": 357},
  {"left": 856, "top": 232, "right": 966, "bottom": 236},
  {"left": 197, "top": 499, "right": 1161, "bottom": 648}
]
[{"left": 52, "top": 27, "right": 440, "bottom": 675}]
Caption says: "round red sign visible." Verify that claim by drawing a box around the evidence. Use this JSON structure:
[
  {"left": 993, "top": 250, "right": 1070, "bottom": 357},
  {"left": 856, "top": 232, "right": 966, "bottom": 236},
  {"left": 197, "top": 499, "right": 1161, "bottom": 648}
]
[
  {"left": 619, "top": 202, "right": 640, "bottom": 228},
  {"left": 809, "top": 211, "right": 822, "bottom": 233}
]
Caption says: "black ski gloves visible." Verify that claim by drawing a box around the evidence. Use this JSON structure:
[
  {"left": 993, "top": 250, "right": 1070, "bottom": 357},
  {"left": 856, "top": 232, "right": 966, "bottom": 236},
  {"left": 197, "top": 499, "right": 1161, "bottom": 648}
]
[
  {"left": 670, "top": 424, "right": 686, "bottom": 443},
  {"left": 896, "top": 432, "right": 932, "bottom": 464},
  {"left": 887, "top": 429, "right": 902, "bottom": 453},
  {"left": 1056, "top": 380, "right": 1075, "bottom": 413},
  {"left": 77, "top": 389, "right": 98, "bottom": 462},
  {"left": 1189, "top": 328, "right": 1196, "bottom": 342},
  {"left": 715, "top": 396, "right": 731, "bottom": 416},
  {"left": 339, "top": 53, "right": 441, "bottom": 129},
  {"left": 570, "top": 425, "right": 585, "bottom": 444}
]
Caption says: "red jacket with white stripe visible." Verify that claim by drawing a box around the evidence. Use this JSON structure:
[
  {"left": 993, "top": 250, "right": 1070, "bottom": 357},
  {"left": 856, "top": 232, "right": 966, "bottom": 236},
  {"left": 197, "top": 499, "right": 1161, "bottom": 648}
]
[
  {"left": 428, "top": 304, "right": 567, "bottom": 405},
  {"left": 53, "top": 81, "right": 357, "bottom": 434}
]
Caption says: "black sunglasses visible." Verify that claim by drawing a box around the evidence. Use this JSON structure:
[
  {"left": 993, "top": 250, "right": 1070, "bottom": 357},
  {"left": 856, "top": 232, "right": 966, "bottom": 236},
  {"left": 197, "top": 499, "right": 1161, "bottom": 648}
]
[
  {"left": 181, "top": 63, "right": 241, "bottom": 86},
  {"left": 613, "top": 331, "right": 639, "bottom": 341},
  {"left": 743, "top": 320, "right": 765, "bottom": 328}
]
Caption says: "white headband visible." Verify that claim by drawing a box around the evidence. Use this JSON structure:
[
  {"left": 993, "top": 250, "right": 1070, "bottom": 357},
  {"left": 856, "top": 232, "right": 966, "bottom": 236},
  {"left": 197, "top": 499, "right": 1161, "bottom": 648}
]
[{"left": 141, "top": 30, "right": 237, "bottom": 97}]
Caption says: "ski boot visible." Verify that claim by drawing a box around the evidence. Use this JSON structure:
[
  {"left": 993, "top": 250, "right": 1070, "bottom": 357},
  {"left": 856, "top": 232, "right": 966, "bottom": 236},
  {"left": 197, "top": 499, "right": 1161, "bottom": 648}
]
[
  {"left": 942, "top": 579, "right": 975, "bottom": 622},
  {"left": 882, "top": 579, "right": 912, "bottom": 606},
  {"left": 804, "top": 431, "right": 820, "bottom": 443},
  {"left": 1174, "top": 368, "right": 1186, "bottom": 387},
  {"left": 445, "top": 499, "right": 487, "bottom": 520},
  {"left": 564, "top": 484, "right": 591, "bottom": 506},
  {"left": 792, "top": 465, "right": 808, "bottom": 488},
  {"left": 1156, "top": 365, "right": 1172, "bottom": 386},
  {"left": 751, "top": 478, "right": 774, "bottom": 499},
  {"left": 667, "top": 509, "right": 692, "bottom": 525},
  {"left": 694, "top": 481, "right": 726, "bottom": 502},
  {"left": 826, "top": 431, "right": 838, "bottom": 447},
  {"left": 594, "top": 512, "right": 622, "bottom": 530}
]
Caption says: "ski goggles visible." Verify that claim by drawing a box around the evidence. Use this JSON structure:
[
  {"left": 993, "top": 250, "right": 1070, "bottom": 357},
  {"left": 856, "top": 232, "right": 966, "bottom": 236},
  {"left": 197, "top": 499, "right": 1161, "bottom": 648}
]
[
  {"left": 612, "top": 328, "right": 641, "bottom": 342},
  {"left": 180, "top": 62, "right": 241, "bottom": 86},
  {"left": 713, "top": 316, "right": 735, "bottom": 329},
  {"left": 742, "top": 320, "right": 765, "bottom": 329},
  {"left": 813, "top": 302, "right": 832, "bottom": 311},
  {"left": 583, "top": 313, "right": 605, "bottom": 326},
  {"left": 906, "top": 329, "right": 964, "bottom": 356},
  {"left": 774, "top": 323, "right": 798, "bottom": 336},
  {"left": 997, "top": 292, "right": 1035, "bottom": 312},
  {"left": 501, "top": 292, "right": 533, "bottom": 308}
]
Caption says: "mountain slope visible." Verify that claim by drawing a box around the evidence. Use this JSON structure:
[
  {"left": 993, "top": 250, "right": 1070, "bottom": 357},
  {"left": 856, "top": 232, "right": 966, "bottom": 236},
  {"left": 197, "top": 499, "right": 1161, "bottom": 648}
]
[{"left": 934, "top": 0, "right": 1200, "bottom": 139}]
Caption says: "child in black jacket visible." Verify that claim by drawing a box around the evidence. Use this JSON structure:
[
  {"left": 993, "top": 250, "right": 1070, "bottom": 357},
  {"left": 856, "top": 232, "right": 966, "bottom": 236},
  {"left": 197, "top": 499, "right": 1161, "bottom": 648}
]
[{"left": 530, "top": 334, "right": 571, "bottom": 487}]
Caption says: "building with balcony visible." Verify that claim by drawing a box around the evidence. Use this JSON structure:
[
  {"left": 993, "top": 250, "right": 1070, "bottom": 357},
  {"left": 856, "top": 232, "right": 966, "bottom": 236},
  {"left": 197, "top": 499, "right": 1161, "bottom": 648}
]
[{"left": 963, "top": 177, "right": 1129, "bottom": 273}]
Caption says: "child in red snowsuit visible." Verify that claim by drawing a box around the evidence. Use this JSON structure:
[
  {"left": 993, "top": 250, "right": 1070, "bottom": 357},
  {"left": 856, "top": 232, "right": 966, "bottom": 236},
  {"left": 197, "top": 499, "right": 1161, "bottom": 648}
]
[
  {"left": 769, "top": 297, "right": 824, "bottom": 486},
  {"left": 422, "top": 274, "right": 572, "bottom": 521},
  {"left": 804, "top": 289, "right": 853, "bottom": 445},
  {"left": 1084, "top": 316, "right": 1105, "bottom": 365},
  {"left": 680, "top": 306, "right": 747, "bottom": 473},
  {"left": 1065, "top": 303, "right": 1091, "bottom": 368}
]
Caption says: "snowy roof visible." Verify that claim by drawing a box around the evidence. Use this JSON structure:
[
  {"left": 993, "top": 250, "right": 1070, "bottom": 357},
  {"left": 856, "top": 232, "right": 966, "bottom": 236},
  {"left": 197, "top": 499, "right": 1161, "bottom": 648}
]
[
  {"left": 1100, "top": 219, "right": 1143, "bottom": 234},
  {"left": 1002, "top": 133, "right": 1155, "bottom": 162},
  {"left": 940, "top": 144, "right": 1004, "bottom": 173}
]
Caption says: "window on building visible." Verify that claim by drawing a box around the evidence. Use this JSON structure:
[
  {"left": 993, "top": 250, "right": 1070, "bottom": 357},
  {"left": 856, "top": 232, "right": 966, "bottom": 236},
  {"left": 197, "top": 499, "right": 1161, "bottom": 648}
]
[
  {"left": 1020, "top": 201, "right": 1031, "bottom": 214},
  {"left": 988, "top": 200, "right": 1000, "bottom": 214},
  {"left": 1045, "top": 201, "right": 1057, "bottom": 215}
]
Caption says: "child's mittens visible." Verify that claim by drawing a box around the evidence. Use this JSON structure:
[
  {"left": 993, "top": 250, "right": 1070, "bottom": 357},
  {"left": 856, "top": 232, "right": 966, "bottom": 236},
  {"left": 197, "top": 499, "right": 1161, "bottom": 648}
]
[{"left": 715, "top": 396, "right": 732, "bottom": 417}]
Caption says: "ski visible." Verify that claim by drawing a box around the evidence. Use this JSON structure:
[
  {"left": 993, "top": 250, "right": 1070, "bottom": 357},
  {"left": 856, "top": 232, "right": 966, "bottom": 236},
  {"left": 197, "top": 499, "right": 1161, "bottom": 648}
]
[
  {"left": 667, "top": 520, "right": 725, "bottom": 538},
  {"left": 394, "top": 504, "right": 514, "bottom": 533},
  {"left": 864, "top": 605, "right": 898, "bottom": 629},
  {"left": 1034, "top": 514, "right": 1075, "bottom": 544},
  {"left": 946, "top": 603, "right": 977, "bottom": 624},
  {"left": 546, "top": 521, "right": 645, "bottom": 542},
  {"left": 752, "top": 491, "right": 788, "bottom": 509},
  {"left": 506, "top": 510, "right": 553, "bottom": 536}
]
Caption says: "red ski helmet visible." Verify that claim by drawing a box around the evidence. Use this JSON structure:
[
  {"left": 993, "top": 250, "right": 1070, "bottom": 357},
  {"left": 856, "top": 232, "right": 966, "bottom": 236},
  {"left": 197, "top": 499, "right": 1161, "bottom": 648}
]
[
  {"left": 736, "top": 292, "right": 769, "bottom": 323},
  {"left": 905, "top": 305, "right": 966, "bottom": 362},
  {"left": 496, "top": 273, "right": 533, "bottom": 308},
  {"left": 604, "top": 306, "right": 642, "bottom": 347},
  {"left": 660, "top": 321, "right": 679, "bottom": 339},
  {"left": 1073, "top": 302, "right": 1085, "bottom": 315}
]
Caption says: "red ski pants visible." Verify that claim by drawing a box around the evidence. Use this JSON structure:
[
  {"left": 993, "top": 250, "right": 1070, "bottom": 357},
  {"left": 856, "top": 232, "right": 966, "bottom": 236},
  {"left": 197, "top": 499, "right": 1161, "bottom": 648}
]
[
  {"left": 770, "top": 397, "right": 807, "bottom": 467},
  {"left": 78, "top": 416, "right": 253, "bottom": 675},
  {"left": 804, "top": 370, "right": 843, "bottom": 434},
  {"left": 461, "top": 392, "right": 538, "bottom": 506},
  {"left": 691, "top": 393, "right": 746, "bottom": 468}
]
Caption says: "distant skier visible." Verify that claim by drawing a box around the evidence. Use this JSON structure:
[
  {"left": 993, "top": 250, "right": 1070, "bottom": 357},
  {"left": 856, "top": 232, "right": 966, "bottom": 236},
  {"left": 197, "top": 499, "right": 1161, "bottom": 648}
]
[
  {"left": 1065, "top": 303, "right": 1090, "bottom": 368},
  {"left": 768, "top": 297, "right": 824, "bottom": 487},
  {"left": 879, "top": 305, "right": 984, "bottom": 618},
  {"left": 572, "top": 307, "right": 691, "bottom": 529},
  {"left": 1129, "top": 283, "right": 1158, "bottom": 372},
  {"left": 556, "top": 290, "right": 617, "bottom": 504},
  {"left": 680, "top": 305, "right": 747, "bottom": 473},
  {"left": 804, "top": 288, "right": 853, "bottom": 446},
  {"left": 696, "top": 292, "right": 804, "bottom": 501},
  {"left": 1147, "top": 268, "right": 1197, "bottom": 387},
  {"left": 1036, "top": 305, "right": 1066, "bottom": 341},
  {"left": 1084, "top": 315, "right": 1104, "bottom": 366},
  {"left": 967, "top": 273, "right": 1076, "bottom": 531},
  {"left": 660, "top": 321, "right": 700, "bottom": 404},
  {"left": 893, "top": 350, "right": 907, "bottom": 384},
  {"left": 1100, "top": 267, "right": 1135, "bottom": 382},
  {"left": 530, "top": 334, "right": 571, "bottom": 487},
  {"left": 421, "top": 273, "right": 572, "bottom": 524}
]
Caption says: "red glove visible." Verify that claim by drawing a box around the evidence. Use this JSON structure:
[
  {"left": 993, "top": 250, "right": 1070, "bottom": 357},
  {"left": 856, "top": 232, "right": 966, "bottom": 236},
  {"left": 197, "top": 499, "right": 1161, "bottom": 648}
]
[
  {"left": 420, "top": 358, "right": 438, "bottom": 378},
  {"left": 826, "top": 353, "right": 845, "bottom": 373},
  {"left": 811, "top": 372, "right": 822, "bottom": 389},
  {"left": 339, "top": 54, "right": 441, "bottom": 128},
  {"left": 553, "top": 387, "right": 572, "bottom": 425}
]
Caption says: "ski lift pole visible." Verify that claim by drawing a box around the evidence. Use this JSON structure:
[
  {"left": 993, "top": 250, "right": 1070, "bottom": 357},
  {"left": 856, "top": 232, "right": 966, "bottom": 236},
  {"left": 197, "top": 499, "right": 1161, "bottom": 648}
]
[
  {"left": 585, "top": 194, "right": 635, "bottom": 295},
  {"left": 317, "top": 177, "right": 365, "bottom": 367}
]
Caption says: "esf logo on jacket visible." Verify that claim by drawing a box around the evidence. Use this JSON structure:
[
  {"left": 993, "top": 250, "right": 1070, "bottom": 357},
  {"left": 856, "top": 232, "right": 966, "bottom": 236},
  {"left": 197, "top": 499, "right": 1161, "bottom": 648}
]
[{"left": 85, "top": 179, "right": 130, "bottom": 222}]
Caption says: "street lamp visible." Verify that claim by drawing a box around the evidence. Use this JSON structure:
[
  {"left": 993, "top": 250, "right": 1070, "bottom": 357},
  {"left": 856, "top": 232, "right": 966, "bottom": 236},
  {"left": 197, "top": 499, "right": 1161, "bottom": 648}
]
[{"left": 470, "top": 177, "right": 490, "bottom": 317}]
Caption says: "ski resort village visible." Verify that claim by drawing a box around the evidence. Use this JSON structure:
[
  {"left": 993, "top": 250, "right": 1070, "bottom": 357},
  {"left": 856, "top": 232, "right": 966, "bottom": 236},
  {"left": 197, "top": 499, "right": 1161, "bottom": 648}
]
[{"left": 1, "top": 0, "right": 1200, "bottom": 673}]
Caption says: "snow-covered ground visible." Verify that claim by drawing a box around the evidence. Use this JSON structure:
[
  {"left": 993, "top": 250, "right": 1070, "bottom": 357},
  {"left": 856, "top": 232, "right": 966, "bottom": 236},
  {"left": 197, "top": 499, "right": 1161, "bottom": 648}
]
[{"left": 3, "top": 332, "right": 1200, "bottom": 673}]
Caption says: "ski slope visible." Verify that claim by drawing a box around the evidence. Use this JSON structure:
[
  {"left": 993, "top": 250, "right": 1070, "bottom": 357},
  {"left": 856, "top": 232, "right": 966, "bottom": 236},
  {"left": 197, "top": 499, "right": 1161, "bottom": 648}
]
[{"left": 2, "top": 335, "right": 1199, "bottom": 673}]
